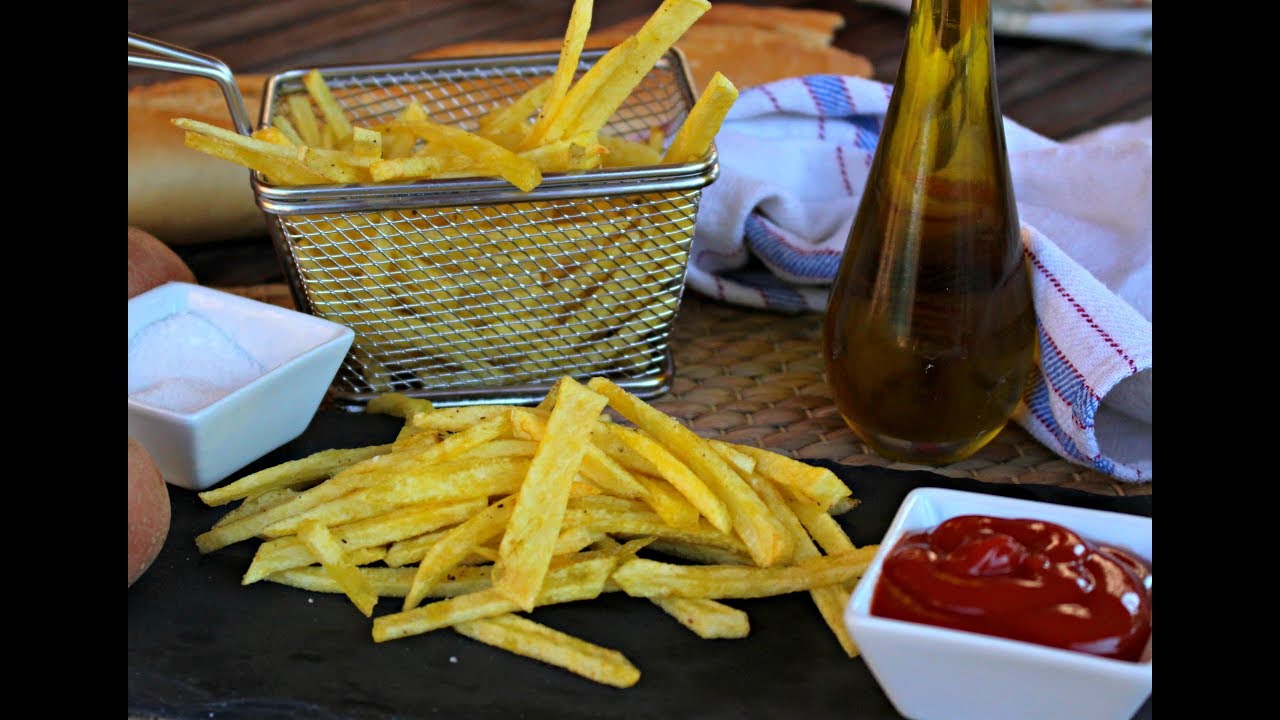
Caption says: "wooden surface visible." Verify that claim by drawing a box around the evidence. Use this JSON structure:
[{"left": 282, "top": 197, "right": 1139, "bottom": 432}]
[
  {"left": 127, "top": 0, "right": 1152, "bottom": 139},
  {"left": 127, "top": 0, "right": 1152, "bottom": 496}
]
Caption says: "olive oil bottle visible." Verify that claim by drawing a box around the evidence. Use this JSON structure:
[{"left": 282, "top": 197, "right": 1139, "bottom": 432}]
[{"left": 822, "top": 0, "right": 1037, "bottom": 465}]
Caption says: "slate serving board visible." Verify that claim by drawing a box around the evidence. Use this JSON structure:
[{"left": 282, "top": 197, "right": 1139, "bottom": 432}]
[{"left": 129, "top": 411, "right": 1153, "bottom": 720}]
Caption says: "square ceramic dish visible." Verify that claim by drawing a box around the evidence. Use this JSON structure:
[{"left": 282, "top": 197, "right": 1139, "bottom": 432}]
[
  {"left": 127, "top": 282, "right": 354, "bottom": 491},
  {"left": 844, "top": 487, "right": 1152, "bottom": 720}
]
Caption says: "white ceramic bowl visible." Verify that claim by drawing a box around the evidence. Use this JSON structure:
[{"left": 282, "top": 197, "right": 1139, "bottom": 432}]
[
  {"left": 128, "top": 282, "right": 354, "bottom": 491},
  {"left": 844, "top": 487, "right": 1152, "bottom": 720}
]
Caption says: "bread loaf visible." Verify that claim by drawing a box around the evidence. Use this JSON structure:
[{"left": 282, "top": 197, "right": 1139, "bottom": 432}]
[{"left": 128, "top": 75, "right": 269, "bottom": 246}]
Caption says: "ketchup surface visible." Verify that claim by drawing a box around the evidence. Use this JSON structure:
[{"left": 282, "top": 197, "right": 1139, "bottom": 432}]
[{"left": 870, "top": 515, "right": 1151, "bottom": 661}]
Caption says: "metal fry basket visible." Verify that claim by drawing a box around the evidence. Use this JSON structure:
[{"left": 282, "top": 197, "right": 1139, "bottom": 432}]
[{"left": 129, "top": 34, "right": 718, "bottom": 410}]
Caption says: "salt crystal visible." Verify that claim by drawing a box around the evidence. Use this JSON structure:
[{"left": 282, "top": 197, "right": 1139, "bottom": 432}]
[{"left": 128, "top": 311, "right": 267, "bottom": 413}]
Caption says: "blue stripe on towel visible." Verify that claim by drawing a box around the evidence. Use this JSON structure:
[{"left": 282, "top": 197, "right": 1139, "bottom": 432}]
[{"left": 744, "top": 215, "right": 842, "bottom": 282}]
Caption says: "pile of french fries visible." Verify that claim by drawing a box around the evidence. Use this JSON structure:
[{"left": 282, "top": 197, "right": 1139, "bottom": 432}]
[
  {"left": 195, "top": 377, "right": 878, "bottom": 688},
  {"left": 173, "top": 0, "right": 739, "bottom": 189}
]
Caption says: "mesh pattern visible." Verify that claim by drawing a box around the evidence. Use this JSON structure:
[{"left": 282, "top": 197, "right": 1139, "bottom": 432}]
[
  {"left": 258, "top": 54, "right": 707, "bottom": 405},
  {"left": 279, "top": 191, "right": 697, "bottom": 397}
]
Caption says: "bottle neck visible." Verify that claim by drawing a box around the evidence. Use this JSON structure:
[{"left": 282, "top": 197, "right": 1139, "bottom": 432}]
[
  {"left": 907, "top": 0, "right": 994, "bottom": 52},
  {"left": 877, "top": 0, "right": 1005, "bottom": 189}
]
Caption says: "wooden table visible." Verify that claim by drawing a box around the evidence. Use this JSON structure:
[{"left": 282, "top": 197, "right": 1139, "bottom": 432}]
[{"left": 127, "top": 0, "right": 1152, "bottom": 496}]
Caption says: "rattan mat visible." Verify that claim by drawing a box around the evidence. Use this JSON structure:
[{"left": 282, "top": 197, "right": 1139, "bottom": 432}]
[{"left": 221, "top": 284, "right": 1149, "bottom": 498}]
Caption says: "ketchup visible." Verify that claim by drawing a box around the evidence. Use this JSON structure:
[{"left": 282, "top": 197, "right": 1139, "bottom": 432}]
[{"left": 870, "top": 515, "right": 1151, "bottom": 661}]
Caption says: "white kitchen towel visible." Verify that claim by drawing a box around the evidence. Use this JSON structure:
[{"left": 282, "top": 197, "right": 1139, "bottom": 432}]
[
  {"left": 688, "top": 75, "right": 1151, "bottom": 482},
  {"left": 861, "top": 0, "right": 1152, "bottom": 53}
]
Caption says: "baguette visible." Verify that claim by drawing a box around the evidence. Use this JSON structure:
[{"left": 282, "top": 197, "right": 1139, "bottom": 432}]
[{"left": 127, "top": 74, "right": 268, "bottom": 246}]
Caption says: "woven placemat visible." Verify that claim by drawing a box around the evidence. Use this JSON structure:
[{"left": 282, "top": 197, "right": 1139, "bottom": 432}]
[{"left": 220, "top": 284, "right": 1149, "bottom": 498}]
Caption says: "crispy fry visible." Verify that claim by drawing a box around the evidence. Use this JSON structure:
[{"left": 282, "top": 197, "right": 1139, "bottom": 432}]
[
  {"left": 495, "top": 378, "right": 608, "bottom": 611},
  {"left": 731, "top": 443, "right": 853, "bottom": 512},
  {"left": 611, "top": 547, "right": 879, "bottom": 599},
  {"left": 453, "top": 614, "right": 640, "bottom": 688},
  {"left": 198, "top": 444, "right": 393, "bottom": 507},
  {"left": 652, "top": 597, "right": 750, "bottom": 639},
  {"left": 303, "top": 69, "right": 354, "bottom": 145},
  {"left": 521, "top": 0, "right": 595, "bottom": 149},
  {"left": 296, "top": 520, "right": 379, "bottom": 617},
  {"left": 266, "top": 563, "right": 494, "bottom": 599},
  {"left": 662, "top": 71, "right": 738, "bottom": 163}
]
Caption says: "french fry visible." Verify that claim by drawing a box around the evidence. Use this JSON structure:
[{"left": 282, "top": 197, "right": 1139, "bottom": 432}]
[
  {"left": 286, "top": 94, "right": 322, "bottom": 146},
  {"left": 662, "top": 70, "right": 738, "bottom": 163},
  {"left": 180, "top": 131, "right": 329, "bottom": 185},
  {"left": 632, "top": 474, "right": 700, "bottom": 531},
  {"left": 350, "top": 126, "right": 383, "bottom": 157},
  {"left": 251, "top": 126, "right": 295, "bottom": 147},
  {"left": 652, "top": 597, "right": 750, "bottom": 640},
  {"left": 296, "top": 520, "right": 379, "bottom": 617},
  {"left": 271, "top": 115, "right": 305, "bottom": 146},
  {"left": 211, "top": 488, "right": 300, "bottom": 529},
  {"left": 303, "top": 69, "right": 354, "bottom": 146},
  {"left": 370, "top": 155, "right": 445, "bottom": 183},
  {"left": 365, "top": 392, "right": 435, "bottom": 420},
  {"left": 784, "top": 490, "right": 858, "bottom": 556},
  {"left": 599, "top": 134, "right": 662, "bottom": 167},
  {"left": 518, "top": 134, "right": 607, "bottom": 172},
  {"left": 521, "top": 0, "right": 595, "bottom": 149},
  {"left": 266, "top": 563, "right": 494, "bottom": 599},
  {"left": 495, "top": 378, "right": 608, "bottom": 611},
  {"left": 731, "top": 443, "right": 853, "bottom": 512},
  {"left": 610, "top": 547, "right": 879, "bottom": 600},
  {"left": 198, "top": 444, "right": 393, "bottom": 507},
  {"left": 453, "top": 614, "right": 641, "bottom": 688}
]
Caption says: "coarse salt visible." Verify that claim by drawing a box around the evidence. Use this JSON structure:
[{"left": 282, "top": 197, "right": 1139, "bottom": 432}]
[{"left": 128, "top": 311, "right": 268, "bottom": 413}]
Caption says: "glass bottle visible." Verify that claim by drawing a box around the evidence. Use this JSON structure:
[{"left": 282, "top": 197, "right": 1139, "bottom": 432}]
[{"left": 822, "top": 0, "right": 1037, "bottom": 465}]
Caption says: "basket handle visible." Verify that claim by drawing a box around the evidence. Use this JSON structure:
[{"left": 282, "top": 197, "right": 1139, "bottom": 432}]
[{"left": 128, "top": 32, "right": 254, "bottom": 135}]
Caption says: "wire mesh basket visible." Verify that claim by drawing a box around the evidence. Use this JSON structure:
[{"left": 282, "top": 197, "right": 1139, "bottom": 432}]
[{"left": 129, "top": 37, "right": 718, "bottom": 409}]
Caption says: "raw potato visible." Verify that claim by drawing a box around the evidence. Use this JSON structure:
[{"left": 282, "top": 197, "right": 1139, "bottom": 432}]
[
  {"left": 129, "top": 437, "right": 171, "bottom": 587},
  {"left": 128, "top": 226, "right": 196, "bottom": 298}
]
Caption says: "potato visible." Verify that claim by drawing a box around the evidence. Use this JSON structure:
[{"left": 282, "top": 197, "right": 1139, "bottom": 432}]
[
  {"left": 128, "top": 226, "right": 195, "bottom": 299},
  {"left": 128, "top": 436, "right": 171, "bottom": 587}
]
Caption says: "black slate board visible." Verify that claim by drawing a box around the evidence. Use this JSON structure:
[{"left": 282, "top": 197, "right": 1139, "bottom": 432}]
[{"left": 129, "top": 411, "right": 1153, "bottom": 720}]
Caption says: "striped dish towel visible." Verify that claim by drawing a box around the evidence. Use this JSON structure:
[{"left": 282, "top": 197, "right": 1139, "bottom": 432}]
[{"left": 689, "top": 75, "right": 1152, "bottom": 482}]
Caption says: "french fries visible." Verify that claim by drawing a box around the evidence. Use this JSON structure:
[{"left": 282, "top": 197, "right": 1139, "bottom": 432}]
[
  {"left": 196, "top": 375, "right": 876, "bottom": 688},
  {"left": 178, "top": 1, "right": 846, "bottom": 691},
  {"left": 172, "top": 0, "right": 732, "bottom": 191}
]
